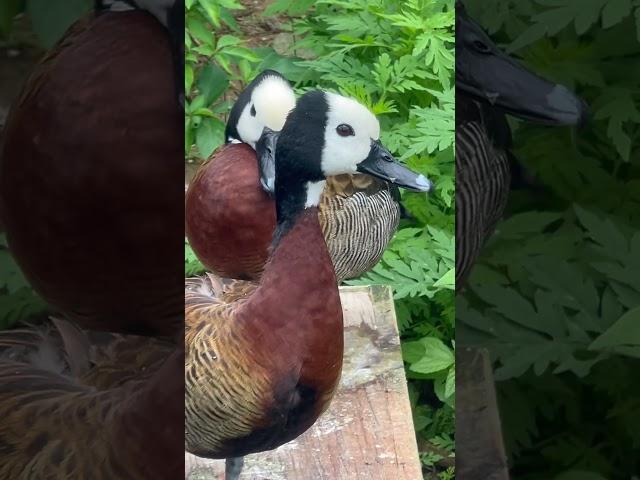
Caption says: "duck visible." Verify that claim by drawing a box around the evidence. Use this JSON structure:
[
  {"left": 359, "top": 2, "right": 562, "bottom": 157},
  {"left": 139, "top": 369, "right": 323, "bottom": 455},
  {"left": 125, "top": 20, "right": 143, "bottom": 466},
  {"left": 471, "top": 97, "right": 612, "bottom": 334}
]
[
  {"left": 185, "top": 70, "right": 425, "bottom": 282},
  {"left": 455, "top": 2, "right": 588, "bottom": 289},
  {"left": 95, "top": 0, "right": 184, "bottom": 107},
  {"left": 0, "top": 317, "right": 183, "bottom": 479},
  {"left": 184, "top": 90, "right": 431, "bottom": 479},
  {"left": 0, "top": 7, "right": 183, "bottom": 338}
]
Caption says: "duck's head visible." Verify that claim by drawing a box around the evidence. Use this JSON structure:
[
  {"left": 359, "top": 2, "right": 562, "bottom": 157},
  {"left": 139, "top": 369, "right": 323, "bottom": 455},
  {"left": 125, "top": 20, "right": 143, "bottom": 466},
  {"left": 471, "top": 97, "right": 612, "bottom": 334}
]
[
  {"left": 456, "top": 2, "right": 588, "bottom": 126},
  {"left": 225, "top": 70, "right": 296, "bottom": 148},
  {"left": 274, "top": 90, "right": 431, "bottom": 217},
  {"left": 224, "top": 70, "right": 296, "bottom": 192}
]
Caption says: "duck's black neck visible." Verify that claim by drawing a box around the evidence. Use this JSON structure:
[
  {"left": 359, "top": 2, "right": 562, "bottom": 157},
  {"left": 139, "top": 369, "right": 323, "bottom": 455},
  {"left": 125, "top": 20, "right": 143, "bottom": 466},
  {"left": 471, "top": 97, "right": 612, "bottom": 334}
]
[{"left": 272, "top": 173, "right": 325, "bottom": 248}]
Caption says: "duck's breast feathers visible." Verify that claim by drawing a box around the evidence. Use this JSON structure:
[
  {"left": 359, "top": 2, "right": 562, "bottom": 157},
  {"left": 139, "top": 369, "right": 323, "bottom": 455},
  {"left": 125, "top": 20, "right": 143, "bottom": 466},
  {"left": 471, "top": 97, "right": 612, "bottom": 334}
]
[{"left": 185, "top": 143, "right": 275, "bottom": 280}]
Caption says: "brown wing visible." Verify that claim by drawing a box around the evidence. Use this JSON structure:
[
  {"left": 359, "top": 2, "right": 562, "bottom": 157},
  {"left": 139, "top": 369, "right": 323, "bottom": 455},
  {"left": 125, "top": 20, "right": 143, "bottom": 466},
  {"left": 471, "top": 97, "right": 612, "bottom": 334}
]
[{"left": 185, "top": 274, "right": 277, "bottom": 458}]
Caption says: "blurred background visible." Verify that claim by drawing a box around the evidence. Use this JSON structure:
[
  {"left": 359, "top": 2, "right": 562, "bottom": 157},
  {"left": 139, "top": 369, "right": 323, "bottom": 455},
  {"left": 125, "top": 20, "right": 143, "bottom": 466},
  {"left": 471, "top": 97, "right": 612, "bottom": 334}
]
[
  {"left": 460, "top": 1, "right": 640, "bottom": 479},
  {"left": 0, "top": 1, "right": 92, "bottom": 339}
]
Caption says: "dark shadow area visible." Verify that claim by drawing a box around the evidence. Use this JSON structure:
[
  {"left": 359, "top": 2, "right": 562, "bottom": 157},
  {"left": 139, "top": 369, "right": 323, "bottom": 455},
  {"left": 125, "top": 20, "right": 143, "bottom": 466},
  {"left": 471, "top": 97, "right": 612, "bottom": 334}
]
[
  {"left": 456, "top": 1, "right": 640, "bottom": 479},
  {"left": 0, "top": 2, "right": 184, "bottom": 478}
]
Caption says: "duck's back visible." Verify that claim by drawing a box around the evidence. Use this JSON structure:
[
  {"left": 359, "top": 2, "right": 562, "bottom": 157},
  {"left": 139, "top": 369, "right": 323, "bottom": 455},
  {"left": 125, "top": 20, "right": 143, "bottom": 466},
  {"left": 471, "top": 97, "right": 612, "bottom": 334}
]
[{"left": 456, "top": 97, "right": 512, "bottom": 288}]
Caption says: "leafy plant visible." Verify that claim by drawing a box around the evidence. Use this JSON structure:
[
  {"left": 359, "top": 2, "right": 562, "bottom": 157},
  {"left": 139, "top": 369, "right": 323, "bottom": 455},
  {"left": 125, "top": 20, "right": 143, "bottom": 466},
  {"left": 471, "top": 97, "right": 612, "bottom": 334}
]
[
  {"left": 188, "top": 0, "right": 455, "bottom": 476},
  {"left": 185, "top": 0, "right": 255, "bottom": 160},
  {"left": 185, "top": 237, "right": 206, "bottom": 276},
  {"left": 0, "top": 235, "right": 47, "bottom": 329},
  {"left": 287, "top": 0, "right": 456, "bottom": 475},
  {"left": 0, "top": 0, "right": 91, "bottom": 48},
  {"left": 461, "top": 1, "right": 640, "bottom": 478}
]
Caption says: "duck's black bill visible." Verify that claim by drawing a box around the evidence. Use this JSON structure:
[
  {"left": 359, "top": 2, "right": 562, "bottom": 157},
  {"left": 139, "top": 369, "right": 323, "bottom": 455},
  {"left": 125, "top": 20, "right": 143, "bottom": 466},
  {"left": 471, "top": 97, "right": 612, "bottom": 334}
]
[
  {"left": 357, "top": 140, "right": 432, "bottom": 193},
  {"left": 456, "top": 8, "right": 588, "bottom": 126},
  {"left": 256, "top": 127, "right": 278, "bottom": 196}
]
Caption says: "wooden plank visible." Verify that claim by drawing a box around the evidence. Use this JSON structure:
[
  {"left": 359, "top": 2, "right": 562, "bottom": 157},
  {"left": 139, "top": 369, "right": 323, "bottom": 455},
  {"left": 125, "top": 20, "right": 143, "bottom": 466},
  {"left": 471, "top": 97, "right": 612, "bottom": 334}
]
[
  {"left": 456, "top": 346, "right": 510, "bottom": 480},
  {"left": 185, "top": 285, "right": 422, "bottom": 480}
]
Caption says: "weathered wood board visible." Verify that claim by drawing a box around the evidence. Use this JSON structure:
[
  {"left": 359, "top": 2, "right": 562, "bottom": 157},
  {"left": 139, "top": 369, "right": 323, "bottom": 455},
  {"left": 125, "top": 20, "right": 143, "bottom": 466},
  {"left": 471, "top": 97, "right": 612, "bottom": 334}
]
[
  {"left": 456, "top": 347, "right": 510, "bottom": 480},
  {"left": 185, "top": 285, "right": 422, "bottom": 480}
]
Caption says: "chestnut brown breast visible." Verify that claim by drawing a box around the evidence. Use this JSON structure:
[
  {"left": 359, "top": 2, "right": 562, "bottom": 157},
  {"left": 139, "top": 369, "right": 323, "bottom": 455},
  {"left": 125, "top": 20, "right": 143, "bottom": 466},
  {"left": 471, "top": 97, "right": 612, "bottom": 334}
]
[
  {"left": 185, "top": 143, "right": 275, "bottom": 280},
  {"left": 0, "top": 12, "right": 183, "bottom": 337}
]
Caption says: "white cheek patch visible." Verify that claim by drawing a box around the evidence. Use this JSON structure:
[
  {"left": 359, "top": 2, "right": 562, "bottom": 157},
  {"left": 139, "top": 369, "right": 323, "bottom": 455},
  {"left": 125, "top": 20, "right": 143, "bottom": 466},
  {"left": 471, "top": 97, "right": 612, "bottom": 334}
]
[
  {"left": 321, "top": 132, "right": 368, "bottom": 176},
  {"left": 233, "top": 76, "right": 296, "bottom": 148},
  {"left": 320, "top": 93, "right": 381, "bottom": 175},
  {"left": 235, "top": 104, "right": 262, "bottom": 149},
  {"left": 253, "top": 76, "right": 296, "bottom": 131}
]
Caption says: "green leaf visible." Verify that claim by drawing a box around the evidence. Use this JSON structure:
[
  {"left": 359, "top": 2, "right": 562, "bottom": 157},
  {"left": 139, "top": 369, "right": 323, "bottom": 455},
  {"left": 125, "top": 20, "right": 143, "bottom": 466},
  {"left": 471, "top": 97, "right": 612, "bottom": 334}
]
[
  {"left": 589, "top": 307, "right": 640, "bottom": 350},
  {"left": 0, "top": 0, "right": 24, "bottom": 38},
  {"left": 433, "top": 268, "right": 455, "bottom": 289},
  {"left": 602, "top": 0, "right": 632, "bottom": 28},
  {"left": 216, "top": 34, "right": 242, "bottom": 49},
  {"left": 195, "top": 117, "right": 225, "bottom": 159},
  {"left": 187, "top": 14, "right": 213, "bottom": 46},
  {"left": 222, "top": 46, "right": 260, "bottom": 62},
  {"left": 196, "top": 63, "right": 229, "bottom": 105},
  {"left": 26, "top": 0, "right": 91, "bottom": 48},
  {"left": 444, "top": 365, "right": 455, "bottom": 399},
  {"left": 408, "top": 338, "right": 454, "bottom": 374},
  {"left": 198, "top": 0, "right": 220, "bottom": 27},
  {"left": 185, "top": 65, "right": 194, "bottom": 94},
  {"left": 263, "top": 0, "right": 294, "bottom": 16}
]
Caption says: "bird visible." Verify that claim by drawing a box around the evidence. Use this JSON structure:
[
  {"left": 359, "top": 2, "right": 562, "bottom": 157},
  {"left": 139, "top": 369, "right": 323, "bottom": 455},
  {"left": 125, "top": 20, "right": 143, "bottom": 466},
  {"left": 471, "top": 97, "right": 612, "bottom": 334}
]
[
  {"left": 0, "top": 317, "right": 183, "bottom": 479},
  {"left": 185, "top": 70, "right": 429, "bottom": 283},
  {"left": 0, "top": 8, "right": 183, "bottom": 338},
  {"left": 455, "top": 2, "right": 587, "bottom": 289},
  {"left": 184, "top": 90, "right": 432, "bottom": 479}
]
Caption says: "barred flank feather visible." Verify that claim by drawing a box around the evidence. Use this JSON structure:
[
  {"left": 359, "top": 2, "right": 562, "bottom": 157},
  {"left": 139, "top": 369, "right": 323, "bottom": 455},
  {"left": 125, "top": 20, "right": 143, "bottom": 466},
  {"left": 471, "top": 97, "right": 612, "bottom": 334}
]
[
  {"left": 456, "top": 101, "right": 511, "bottom": 289},
  {"left": 320, "top": 174, "right": 401, "bottom": 282}
]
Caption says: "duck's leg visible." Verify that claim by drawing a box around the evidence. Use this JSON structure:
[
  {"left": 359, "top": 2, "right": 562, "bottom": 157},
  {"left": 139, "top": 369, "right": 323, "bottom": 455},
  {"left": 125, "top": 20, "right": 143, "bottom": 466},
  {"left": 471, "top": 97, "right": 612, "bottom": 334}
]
[{"left": 225, "top": 457, "right": 244, "bottom": 480}]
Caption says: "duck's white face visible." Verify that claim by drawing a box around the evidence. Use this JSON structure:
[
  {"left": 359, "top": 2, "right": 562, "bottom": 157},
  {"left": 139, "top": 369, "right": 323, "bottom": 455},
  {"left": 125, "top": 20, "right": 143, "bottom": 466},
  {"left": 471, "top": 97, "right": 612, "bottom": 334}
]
[
  {"left": 235, "top": 75, "right": 296, "bottom": 148},
  {"left": 320, "top": 93, "right": 381, "bottom": 176}
]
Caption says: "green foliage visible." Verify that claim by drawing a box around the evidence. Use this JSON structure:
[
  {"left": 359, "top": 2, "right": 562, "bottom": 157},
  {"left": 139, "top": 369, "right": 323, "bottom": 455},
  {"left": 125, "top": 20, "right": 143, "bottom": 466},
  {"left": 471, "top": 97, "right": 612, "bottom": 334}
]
[
  {"left": 185, "top": 0, "right": 307, "bottom": 160},
  {"left": 185, "top": 238, "right": 206, "bottom": 276},
  {"left": 0, "top": 235, "right": 47, "bottom": 329},
  {"left": 461, "top": 1, "right": 640, "bottom": 478},
  {"left": 288, "top": 0, "right": 455, "bottom": 475},
  {"left": 0, "top": 0, "right": 91, "bottom": 47},
  {"left": 185, "top": 0, "right": 253, "bottom": 160},
  {"left": 187, "top": 0, "right": 455, "bottom": 476}
]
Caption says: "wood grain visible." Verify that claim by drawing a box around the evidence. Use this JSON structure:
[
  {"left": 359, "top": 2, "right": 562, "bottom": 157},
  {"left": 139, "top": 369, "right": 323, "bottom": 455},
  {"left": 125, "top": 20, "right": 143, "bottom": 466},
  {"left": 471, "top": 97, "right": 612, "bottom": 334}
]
[{"left": 185, "top": 285, "right": 422, "bottom": 480}]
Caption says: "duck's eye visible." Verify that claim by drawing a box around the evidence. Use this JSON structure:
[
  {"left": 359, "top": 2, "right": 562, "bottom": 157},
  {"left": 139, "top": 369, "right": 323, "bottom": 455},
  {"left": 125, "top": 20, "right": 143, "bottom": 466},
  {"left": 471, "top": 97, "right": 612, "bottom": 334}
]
[
  {"left": 336, "top": 124, "right": 354, "bottom": 137},
  {"left": 472, "top": 39, "right": 490, "bottom": 53},
  {"left": 250, "top": 105, "right": 256, "bottom": 117}
]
